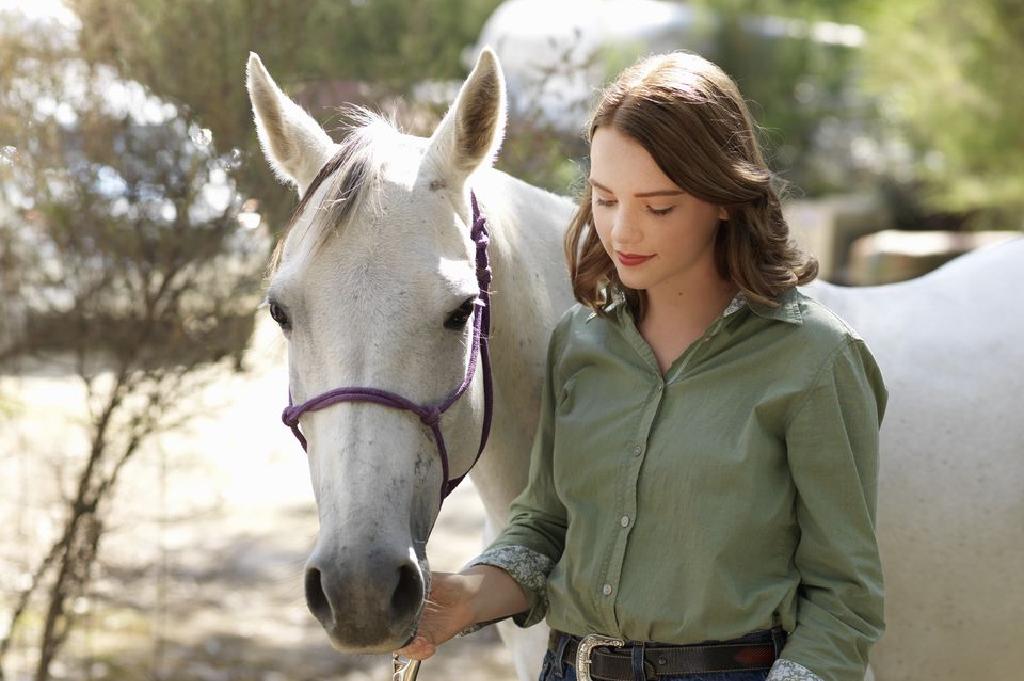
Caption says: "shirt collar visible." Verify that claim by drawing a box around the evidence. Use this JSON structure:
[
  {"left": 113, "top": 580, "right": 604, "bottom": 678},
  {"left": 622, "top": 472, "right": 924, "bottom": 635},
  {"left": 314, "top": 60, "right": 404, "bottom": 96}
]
[
  {"left": 745, "top": 286, "right": 803, "bottom": 325},
  {"left": 600, "top": 286, "right": 803, "bottom": 325}
]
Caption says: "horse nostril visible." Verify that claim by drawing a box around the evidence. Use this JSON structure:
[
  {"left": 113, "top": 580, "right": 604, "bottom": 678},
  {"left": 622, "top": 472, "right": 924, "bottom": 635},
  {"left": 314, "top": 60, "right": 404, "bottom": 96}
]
[
  {"left": 389, "top": 561, "right": 423, "bottom": 618},
  {"left": 305, "top": 567, "right": 334, "bottom": 627}
]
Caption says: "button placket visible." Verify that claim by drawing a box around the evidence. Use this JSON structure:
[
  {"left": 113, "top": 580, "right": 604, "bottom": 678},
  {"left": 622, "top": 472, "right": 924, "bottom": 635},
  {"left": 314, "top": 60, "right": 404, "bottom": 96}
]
[{"left": 603, "top": 384, "right": 659, "bottom": 623}]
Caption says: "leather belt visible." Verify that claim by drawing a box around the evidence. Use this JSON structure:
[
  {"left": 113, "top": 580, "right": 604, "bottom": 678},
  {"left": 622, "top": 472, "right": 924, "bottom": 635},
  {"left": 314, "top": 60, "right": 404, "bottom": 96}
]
[{"left": 548, "top": 626, "right": 787, "bottom": 681}]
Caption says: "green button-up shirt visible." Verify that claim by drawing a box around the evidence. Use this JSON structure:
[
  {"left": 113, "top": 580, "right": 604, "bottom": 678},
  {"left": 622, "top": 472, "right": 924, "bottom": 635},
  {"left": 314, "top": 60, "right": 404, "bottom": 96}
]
[{"left": 470, "top": 286, "right": 887, "bottom": 681}]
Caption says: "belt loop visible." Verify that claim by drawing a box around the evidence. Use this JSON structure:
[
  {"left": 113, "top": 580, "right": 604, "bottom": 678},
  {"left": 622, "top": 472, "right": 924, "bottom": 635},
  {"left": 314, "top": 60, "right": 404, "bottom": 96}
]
[
  {"left": 770, "top": 625, "right": 787, "bottom": 659},
  {"left": 553, "top": 632, "right": 569, "bottom": 679},
  {"left": 631, "top": 641, "right": 653, "bottom": 681}
]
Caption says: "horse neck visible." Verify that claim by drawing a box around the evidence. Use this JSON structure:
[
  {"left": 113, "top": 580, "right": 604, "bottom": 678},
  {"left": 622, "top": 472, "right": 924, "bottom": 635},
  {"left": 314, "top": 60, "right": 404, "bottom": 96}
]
[{"left": 467, "top": 170, "right": 576, "bottom": 523}]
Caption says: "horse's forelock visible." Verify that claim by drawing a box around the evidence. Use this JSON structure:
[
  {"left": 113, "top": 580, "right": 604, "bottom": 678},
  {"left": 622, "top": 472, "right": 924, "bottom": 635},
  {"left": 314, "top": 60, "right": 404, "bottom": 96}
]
[{"left": 268, "top": 108, "right": 397, "bottom": 275}]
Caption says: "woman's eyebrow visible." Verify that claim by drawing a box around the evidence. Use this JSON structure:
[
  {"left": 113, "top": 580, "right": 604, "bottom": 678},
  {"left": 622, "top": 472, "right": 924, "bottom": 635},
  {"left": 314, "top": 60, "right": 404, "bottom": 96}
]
[{"left": 588, "top": 177, "right": 684, "bottom": 198}]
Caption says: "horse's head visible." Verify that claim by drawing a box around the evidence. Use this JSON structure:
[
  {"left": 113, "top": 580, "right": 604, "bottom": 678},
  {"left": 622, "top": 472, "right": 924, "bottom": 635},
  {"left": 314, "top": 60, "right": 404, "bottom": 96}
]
[{"left": 246, "top": 49, "right": 506, "bottom": 652}]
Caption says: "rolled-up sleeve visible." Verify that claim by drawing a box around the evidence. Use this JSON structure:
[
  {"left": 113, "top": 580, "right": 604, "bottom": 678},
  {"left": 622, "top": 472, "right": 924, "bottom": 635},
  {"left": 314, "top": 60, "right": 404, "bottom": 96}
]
[
  {"left": 779, "top": 336, "right": 888, "bottom": 681},
  {"left": 463, "top": 309, "right": 573, "bottom": 628}
]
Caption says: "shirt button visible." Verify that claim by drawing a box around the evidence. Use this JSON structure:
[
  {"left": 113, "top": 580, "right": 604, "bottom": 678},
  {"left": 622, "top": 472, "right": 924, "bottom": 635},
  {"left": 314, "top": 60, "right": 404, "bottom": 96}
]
[
  {"left": 602, "top": 583, "right": 613, "bottom": 596},
  {"left": 620, "top": 515, "right": 630, "bottom": 527},
  {"left": 633, "top": 444, "right": 643, "bottom": 457}
]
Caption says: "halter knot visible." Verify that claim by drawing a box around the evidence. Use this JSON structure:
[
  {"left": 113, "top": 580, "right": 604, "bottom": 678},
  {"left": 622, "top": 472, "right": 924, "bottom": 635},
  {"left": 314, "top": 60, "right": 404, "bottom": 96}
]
[
  {"left": 281, "top": 406, "right": 299, "bottom": 427},
  {"left": 419, "top": 405, "right": 442, "bottom": 427}
]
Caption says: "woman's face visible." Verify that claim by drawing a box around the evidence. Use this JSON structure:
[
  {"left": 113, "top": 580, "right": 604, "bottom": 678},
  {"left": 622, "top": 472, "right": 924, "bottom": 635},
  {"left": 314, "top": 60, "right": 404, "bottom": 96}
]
[{"left": 589, "top": 126, "right": 727, "bottom": 298}]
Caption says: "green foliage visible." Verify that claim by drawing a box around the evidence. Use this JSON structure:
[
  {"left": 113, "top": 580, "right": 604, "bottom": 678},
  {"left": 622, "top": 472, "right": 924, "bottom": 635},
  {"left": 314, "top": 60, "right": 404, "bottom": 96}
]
[
  {"left": 680, "top": 1, "right": 877, "bottom": 197},
  {"left": 56, "top": 0, "right": 1024, "bottom": 223},
  {"left": 687, "top": 0, "right": 1024, "bottom": 222},
  {"left": 68, "top": 0, "right": 502, "bottom": 232},
  {"left": 0, "top": 9, "right": 266, "bottom": 372},
  {"left": 858, "top": 0, "right": 1024, "bottom": 218}
]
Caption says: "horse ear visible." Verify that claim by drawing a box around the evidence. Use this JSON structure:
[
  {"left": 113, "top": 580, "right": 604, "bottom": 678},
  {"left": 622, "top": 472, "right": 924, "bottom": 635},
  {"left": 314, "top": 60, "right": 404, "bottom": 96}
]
[
  {"left": 246, "top": 52, "right": 336, "bottom": 196},
  {"left": 426, "top": 47, "right": 507, "bottom": 188}
]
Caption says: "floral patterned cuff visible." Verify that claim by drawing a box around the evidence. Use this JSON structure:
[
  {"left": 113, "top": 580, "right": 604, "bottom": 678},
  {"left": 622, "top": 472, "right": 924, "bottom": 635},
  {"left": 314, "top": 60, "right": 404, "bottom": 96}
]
[
  {"left": 766, "top": 658, "right": 825, "bottom": 681},
  {"left": 456, "top": 544, "right": 555, "bottom": 633}
]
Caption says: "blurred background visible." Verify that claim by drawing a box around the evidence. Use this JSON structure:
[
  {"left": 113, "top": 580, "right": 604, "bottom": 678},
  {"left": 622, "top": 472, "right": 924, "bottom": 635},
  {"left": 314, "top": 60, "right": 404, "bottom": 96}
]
[{"left": 1, "top": 1, "right": 1021, "bottom": 680}]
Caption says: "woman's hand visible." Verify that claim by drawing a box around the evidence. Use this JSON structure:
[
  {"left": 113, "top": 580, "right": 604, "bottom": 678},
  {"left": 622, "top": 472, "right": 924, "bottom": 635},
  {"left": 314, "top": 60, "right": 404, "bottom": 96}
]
[
  {"left": 394, "top": 563, "right": 529, "bottom": 661},
  {"left": 394, "top": 571, "right": 477, "bottom": 661}
]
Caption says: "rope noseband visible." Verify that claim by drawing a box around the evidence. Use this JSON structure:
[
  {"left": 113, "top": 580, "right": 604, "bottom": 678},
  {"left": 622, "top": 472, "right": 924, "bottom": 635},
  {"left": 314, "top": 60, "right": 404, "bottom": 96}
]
[{"left": 281, "top": 191, "right": 494, "bottom": 509}]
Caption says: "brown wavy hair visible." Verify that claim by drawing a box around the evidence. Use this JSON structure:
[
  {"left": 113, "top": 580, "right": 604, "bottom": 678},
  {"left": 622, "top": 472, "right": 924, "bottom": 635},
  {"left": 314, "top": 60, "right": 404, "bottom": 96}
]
[{"left": 564, "top": 51, "right": 818, "bottom": 323}]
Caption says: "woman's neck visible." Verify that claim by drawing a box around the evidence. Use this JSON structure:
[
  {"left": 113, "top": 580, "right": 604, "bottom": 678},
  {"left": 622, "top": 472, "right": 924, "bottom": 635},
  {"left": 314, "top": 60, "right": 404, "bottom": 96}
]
[{"left": 642, "top": 268, "right": 739, "bottom": 336}]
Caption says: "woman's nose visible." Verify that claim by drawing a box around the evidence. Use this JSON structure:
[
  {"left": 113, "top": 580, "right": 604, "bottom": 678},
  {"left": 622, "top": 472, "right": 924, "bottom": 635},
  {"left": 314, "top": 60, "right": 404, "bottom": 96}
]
[{"left": 611, "top": 210, "right": 642, "bottom": 244}]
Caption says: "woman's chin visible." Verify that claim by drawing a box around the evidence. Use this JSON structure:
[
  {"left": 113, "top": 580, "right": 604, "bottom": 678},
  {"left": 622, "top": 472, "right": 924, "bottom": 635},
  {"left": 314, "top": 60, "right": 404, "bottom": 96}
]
[{"left": 617, "top": 270, "right": 653, "bottom": 291}]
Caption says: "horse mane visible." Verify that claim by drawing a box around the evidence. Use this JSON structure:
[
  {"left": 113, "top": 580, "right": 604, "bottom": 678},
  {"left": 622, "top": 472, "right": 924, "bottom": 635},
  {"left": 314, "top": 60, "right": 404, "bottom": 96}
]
[{"left": 267, "top": 106, "right": 397, "bottom": 274}]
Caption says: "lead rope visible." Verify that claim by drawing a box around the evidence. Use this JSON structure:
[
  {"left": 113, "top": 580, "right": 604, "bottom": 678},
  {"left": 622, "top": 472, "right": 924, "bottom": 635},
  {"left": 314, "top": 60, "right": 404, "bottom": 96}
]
[
  {"left": 280, "top": 193, "right": 493, "bottom": 680},
  {"left": 389, "top": 194, "right": 494, "bottom": 681}
]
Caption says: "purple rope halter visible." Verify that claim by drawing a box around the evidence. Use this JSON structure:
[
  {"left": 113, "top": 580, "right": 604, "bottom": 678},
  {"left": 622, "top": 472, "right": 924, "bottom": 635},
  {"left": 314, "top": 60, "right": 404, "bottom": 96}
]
[{"left": 281, "top": 191, "right": 494, "bottom": 509}]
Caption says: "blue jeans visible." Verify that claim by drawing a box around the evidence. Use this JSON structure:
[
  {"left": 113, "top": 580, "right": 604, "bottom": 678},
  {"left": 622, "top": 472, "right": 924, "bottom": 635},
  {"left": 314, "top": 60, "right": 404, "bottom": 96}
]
[{"left": 537, "top": 628, "right": 778, "bottom": 681}]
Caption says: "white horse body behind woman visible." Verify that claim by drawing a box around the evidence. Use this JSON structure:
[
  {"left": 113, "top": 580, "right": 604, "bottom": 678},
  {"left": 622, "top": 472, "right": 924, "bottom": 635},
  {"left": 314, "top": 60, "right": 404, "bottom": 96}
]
[{"left": 246, "top": 48, "right": 1023, "bottom": 681}]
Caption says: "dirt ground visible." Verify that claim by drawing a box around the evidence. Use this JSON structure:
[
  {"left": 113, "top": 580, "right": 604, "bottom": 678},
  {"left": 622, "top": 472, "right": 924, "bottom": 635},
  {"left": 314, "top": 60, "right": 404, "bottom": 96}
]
[{"left": 0, "top": 317, "right": 519, "bottom": 681}]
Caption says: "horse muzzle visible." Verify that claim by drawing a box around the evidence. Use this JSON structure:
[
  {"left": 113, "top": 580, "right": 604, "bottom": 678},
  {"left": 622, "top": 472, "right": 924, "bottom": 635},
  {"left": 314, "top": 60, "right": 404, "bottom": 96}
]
[{"left": 304, "top": 544, "right": 425, "bottom": 651}]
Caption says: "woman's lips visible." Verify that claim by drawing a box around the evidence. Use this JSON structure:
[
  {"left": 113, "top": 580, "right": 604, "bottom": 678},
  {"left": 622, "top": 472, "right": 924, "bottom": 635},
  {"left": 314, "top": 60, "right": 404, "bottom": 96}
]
[{"left": 617, "top": 252, "right": 654, "bottom": 266}]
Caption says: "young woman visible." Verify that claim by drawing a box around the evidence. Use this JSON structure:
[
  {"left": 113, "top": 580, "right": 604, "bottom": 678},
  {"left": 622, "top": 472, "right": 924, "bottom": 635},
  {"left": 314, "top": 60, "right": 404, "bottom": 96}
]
[{"left": 396, "top": 51, "right": 887, "bottom": 681}]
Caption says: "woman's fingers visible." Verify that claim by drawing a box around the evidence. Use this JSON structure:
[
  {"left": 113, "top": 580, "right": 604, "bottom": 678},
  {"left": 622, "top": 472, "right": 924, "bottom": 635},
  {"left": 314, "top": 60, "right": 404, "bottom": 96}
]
[
  {"left": 393, "top": 571, "right": 473, "bottom": 661},
  {"left": 395, "top": 633, "right": 436, "bottom": 661}
]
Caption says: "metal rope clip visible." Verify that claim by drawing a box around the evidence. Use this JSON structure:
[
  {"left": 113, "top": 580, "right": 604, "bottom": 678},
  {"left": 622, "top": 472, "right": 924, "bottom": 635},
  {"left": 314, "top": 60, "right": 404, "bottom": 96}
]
[{"left": 393, "top": 653, "right": 421, "bottom": 681}]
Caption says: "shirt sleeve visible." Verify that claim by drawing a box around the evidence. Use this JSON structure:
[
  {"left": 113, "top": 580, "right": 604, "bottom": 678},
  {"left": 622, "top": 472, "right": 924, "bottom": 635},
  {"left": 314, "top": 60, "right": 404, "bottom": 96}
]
[
  {"left": 460, "top": 544, "right": 555, "bottom": 630},
  {"left": 460, "top": 308, "right": 573, "bottom": 629},
  {"left": 779, "top": 336, "right": 888, "bottom": 681},
  {"left": 767, "top": 658, "right": 826, "bottom": 681}
]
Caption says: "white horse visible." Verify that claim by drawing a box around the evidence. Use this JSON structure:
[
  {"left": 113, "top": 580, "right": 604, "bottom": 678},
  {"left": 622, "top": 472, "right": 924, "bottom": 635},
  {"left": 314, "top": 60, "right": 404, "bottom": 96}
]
[{"left": 246, "top": 48, "right": 1023, "bottom": 681}]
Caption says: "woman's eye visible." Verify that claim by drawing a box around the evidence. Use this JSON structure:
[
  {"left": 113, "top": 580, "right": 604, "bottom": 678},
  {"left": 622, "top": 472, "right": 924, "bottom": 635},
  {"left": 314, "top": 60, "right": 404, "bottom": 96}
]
[
  {"left": 269, "top": 302, "right": 290, "bottom": 329},
  {"left": 594, "top": 197, "right": 617, "bottom": 207},
  {"left": 444, "top": 296, "right": 477, "bottom": 330},
  {"left": 647, "top": 206, "right": 675, "bottom": 216}
]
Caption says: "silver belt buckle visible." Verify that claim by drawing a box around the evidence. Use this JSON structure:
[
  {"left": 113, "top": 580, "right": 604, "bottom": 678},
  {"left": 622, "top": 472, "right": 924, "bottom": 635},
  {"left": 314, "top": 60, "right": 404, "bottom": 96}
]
[{"left": 576, "top": 633, "right": 625, "bottom": 681}]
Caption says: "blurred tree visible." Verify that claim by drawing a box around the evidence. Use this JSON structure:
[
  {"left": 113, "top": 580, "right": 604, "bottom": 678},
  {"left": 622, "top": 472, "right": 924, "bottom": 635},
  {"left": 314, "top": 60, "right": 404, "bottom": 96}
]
[
  {"left": 858, "top": 0, "right": 1024, "bottom": 225},
  {"left": 0, "top": 13, "right": 265, "bottom": 681},
  {"left": 682, "top": 0, "right": 878, "bottom": 197},
  {"left": 694, "top": 0, "right": 868, "bottom": 23},
  {"left": 687, "top": 0, "right": 1024, "bottom": 226},
  {"left": 498, "top": 39, "right": 597, "bottom": 194},
  {"left": 68, "top": 0, "right": 502, "bottom": 233},
  {"left": 65, "top": 0, "right": 1024, "bottom": 224}
]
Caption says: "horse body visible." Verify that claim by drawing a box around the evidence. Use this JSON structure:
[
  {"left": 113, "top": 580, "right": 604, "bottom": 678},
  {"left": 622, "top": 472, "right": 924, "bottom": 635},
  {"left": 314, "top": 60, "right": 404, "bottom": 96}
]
[{"left": 247, "top": 47, "right": 1022, "bottom": 680}]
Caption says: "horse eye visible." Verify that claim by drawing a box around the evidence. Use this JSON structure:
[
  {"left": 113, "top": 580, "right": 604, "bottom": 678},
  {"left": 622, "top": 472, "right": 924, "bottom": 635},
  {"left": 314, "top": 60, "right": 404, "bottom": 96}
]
[
  {"left": 269, "top": 302, "right": 290, "bottom": 329},
  {"left": 444, "top": 296, "right": 477, "bottom": 330}
]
